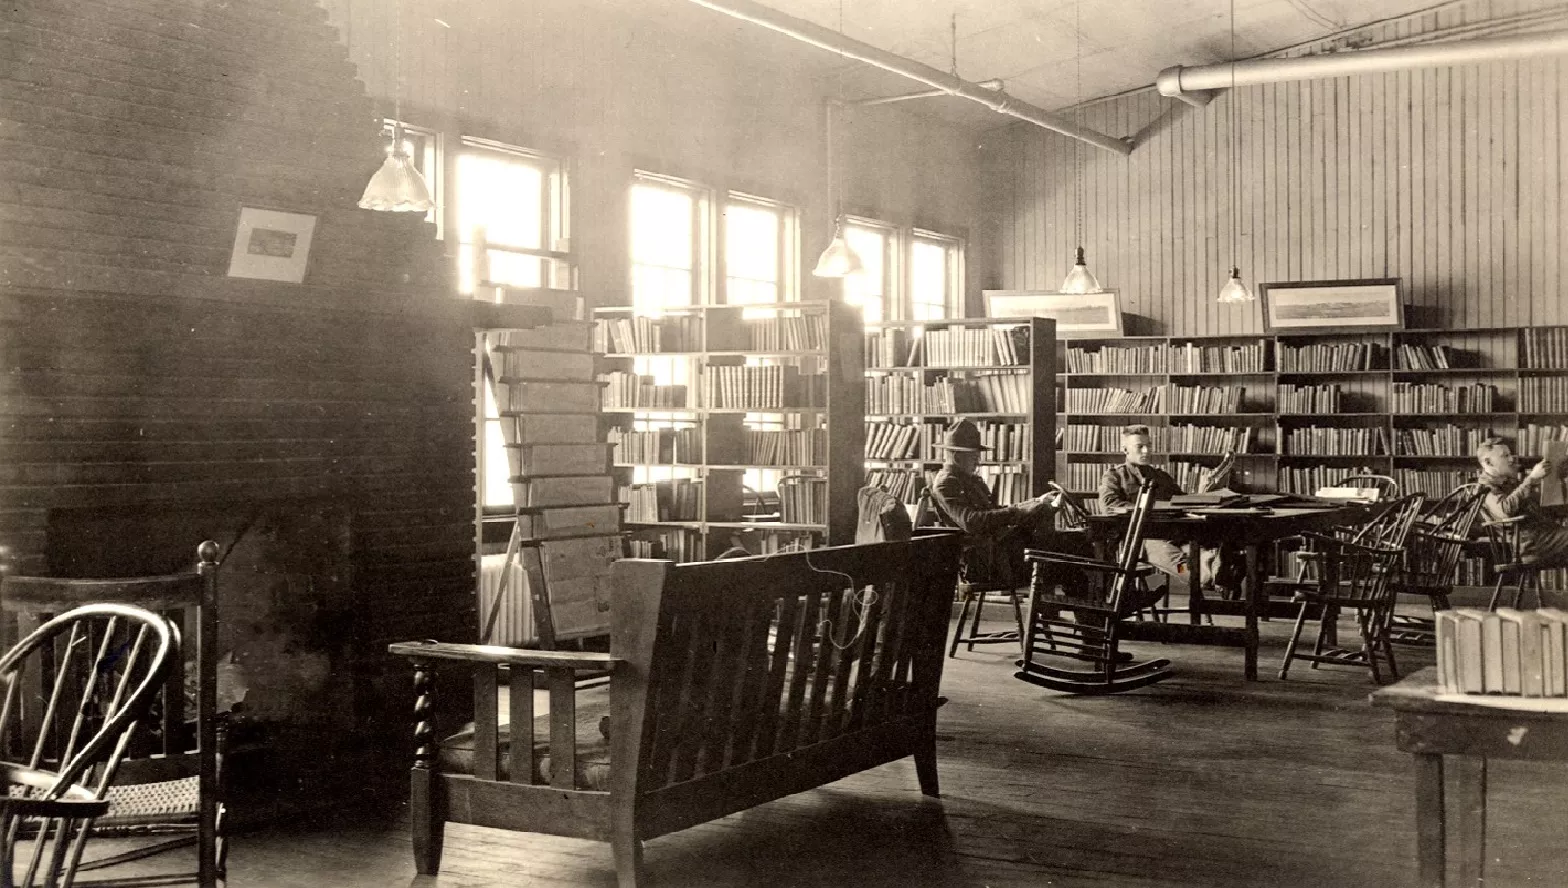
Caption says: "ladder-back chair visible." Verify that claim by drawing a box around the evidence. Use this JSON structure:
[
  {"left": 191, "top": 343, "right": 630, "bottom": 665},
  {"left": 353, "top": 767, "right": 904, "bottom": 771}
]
[
  {"left": 0, "top": 544, "right": 224, "bottom": 888},
  {"left": 1015, "top": 479, "right": 1172, "bottom": 694},
  {"left": 0, "top": 604, "right": 180, "bottom": 888},
  {"left": 1389, "top": 484, "right": 1486, "bottom": 644}
]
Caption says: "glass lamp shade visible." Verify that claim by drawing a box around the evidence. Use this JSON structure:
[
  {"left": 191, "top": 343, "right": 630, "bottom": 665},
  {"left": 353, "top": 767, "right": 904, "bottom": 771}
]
[
  {"left": 358, "top": 150, "right": 435, "bottom": 213},
  {"left": 811, "top": 224, "right": 864, "bottom": 278},
  {"left": 1058, "top": 245, "right": 1103, "bottom": 295},
  {"left": 1217, "top": 266, "right": 1256, "bottom": 303}
]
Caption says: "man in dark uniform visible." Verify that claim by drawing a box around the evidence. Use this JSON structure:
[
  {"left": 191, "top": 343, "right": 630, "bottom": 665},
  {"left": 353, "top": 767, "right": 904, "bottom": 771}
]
[{"left": 929, "top": 419, "right": 1061, "bottom": 586}]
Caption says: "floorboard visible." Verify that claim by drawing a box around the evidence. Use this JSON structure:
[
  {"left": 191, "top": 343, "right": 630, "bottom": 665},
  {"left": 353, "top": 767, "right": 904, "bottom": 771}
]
[{"left": 107, "top": 609, "right": 1568, "bottom": 887}]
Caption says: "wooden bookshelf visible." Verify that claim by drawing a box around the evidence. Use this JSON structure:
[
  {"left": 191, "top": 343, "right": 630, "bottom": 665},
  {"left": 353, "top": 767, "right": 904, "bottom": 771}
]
[
  {"left": 593, "top": 300, "right": 865, "bottom": 562},
  {"left": 862, "top": 316, "right": 1057, "bottom": 506},
  {"left": 1052, "top": 326, "right": 1568, "bottom": 501}
]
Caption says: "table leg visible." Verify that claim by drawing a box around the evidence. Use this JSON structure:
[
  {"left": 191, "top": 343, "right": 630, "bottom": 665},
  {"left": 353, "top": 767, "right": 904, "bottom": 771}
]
[
  {"left": 1187, "top": 539, "right": 1203, "bottom": 625},
  {"left": 1243, "top": 543, "right": 1260, "bottom": 681},
  {"left": 1414, "top": 753, "right": 1445, "bottom": 888},
  {"left": 1453, "top": 756, "right": 1487, "bottom": 888}
]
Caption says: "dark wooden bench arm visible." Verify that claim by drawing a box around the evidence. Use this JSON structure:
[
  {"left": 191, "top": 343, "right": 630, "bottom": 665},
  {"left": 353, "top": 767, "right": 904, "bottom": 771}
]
[{"left": 388, "top": 640, "right": 623, "bottom": 670}]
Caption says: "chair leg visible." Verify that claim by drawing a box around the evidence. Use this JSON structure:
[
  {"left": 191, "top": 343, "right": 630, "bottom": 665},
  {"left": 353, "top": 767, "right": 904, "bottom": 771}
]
[
  {"left": 964, "top": 587, "right": 988, "bottom": 652},
  {"left": 914, "top": 731, "right": 941, "bottom": 798},
  {"left": 1279, "top": 602, "right": 1311, "bottom": 680},
  {"left": 1010, "top": 588, "right": 1027, "bottom": 653},
  {"left": 947, "top": 588, "right": 975, "bottom": 658},
  {"left": 1359, "top": 609, "right": 1383, "bottom": 685},
  {"left": 610, "top": 825, "right": 645, "bottom": 888},
  {"left": 411, "top": 767, "right": 445, "bottom": 876},
  {"left": 1487, "top": 573, "right": 1507, "bottom": 611},
  {"left": 1310, "top": 604, "right": 1336, "bottom": 671}
]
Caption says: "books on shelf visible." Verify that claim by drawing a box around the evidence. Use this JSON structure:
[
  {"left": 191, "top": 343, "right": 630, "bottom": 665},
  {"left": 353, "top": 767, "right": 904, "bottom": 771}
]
[
  {"left": 1523, "top": 328, "right": 1568, "bottom": 370},
  {"left": 593, "top": 314, "right": 701, "bottom": 353},
  {"left": 1390, "top": 381, "right": 1496, "bottom": 413},
  {"left": 1278, "top": 341, "right": 1381, "bottom": 372},
  {"left": 1066, "top": 343, "right": 1167, "bottom": 374},
  {"left": 1282, "top": 426, "right": 1388, "bottom": 456},
  {"left": 1169, "top": 341, "right": 1265, "bottom": 374},
  {"left": 867, "top": 372, "right": 1029, "bottom": 414},
  {"left": 1278, "top": 383, "right": 1341, "bottom": 414},
  {"left": 1436, "top": 608, "right": 1568, "bottom": 697},
  {"left": 1394, "top": 343, "right": 1457, "bottom": 370},
  {"left": 1394, "top": 425, "right": 1511, "bottom": 457}
]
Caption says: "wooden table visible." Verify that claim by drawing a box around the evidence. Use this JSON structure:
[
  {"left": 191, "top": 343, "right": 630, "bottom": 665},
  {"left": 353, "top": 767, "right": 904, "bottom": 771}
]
[
  {"left": 1371, "top": 666, "right": 1568, "bottom": 888},
  {"left": 1089, "top": 503, "right": 1361, "bottom": 680}
]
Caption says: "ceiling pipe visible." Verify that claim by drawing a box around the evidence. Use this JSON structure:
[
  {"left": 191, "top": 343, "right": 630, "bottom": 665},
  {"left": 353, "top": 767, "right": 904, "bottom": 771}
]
[
  {"left": 685, "top": 0, "right": 1133, "bottom": 156},
  {"left": 849, "top": 79, "right": 1005, "bottom": 107},
  {"left": 1159, "top": 28, "right": 1568, "bottom": 106}
]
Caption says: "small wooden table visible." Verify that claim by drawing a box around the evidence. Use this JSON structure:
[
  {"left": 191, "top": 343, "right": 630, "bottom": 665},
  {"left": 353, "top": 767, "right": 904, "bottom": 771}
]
[
  {"left": 1088, "top": 504, "right": 1360, "bottom": 680},
  {"left": 1371, "top": 666, "right": 1568, "bottom": 887}
]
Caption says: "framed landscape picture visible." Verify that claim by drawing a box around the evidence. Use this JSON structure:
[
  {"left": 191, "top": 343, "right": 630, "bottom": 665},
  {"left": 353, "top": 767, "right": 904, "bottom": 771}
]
[
  {"left": 1258, "top": 278, "right": 1403, "bottom": 333},
  {"left": 983, "top": 289, "right": 1124, "bottom": 338}
]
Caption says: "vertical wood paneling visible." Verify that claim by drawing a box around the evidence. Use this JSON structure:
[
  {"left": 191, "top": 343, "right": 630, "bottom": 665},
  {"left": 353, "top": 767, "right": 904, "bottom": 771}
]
[{"left": 993, "top": 0, "right": 1568, "bottom": 335}]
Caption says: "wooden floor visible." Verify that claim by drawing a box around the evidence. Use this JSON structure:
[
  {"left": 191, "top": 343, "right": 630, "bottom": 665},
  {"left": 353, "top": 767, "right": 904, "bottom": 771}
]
[{"left": 207, "top": 610, "right": 1568, "bottom": 888}]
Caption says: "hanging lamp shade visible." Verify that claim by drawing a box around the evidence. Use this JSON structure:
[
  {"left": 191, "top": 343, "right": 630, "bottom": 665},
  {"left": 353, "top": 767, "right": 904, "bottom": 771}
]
[
  {"left": 812, "top": 221, "right": 864, "bottom": 278},
  {"left": 359, "top": 140, "right": 434, "bottom": 213},
  {"left": 1217, "top": 265, "right": 1255, "bottom": 303},
  {"left": 1059, "top": 245, "right": 1103, "bottom": 295}
]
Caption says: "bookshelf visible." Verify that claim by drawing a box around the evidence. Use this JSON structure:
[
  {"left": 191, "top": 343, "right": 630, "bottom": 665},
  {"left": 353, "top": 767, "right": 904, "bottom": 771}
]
[
  {"left": 593, "top": 299, "right": 865, "bottom": 562},
  {"left": 862, "top": 316, "right": 1057, "bottom": 507},
  {"left": 1052, "top": 326, "right": 1568, "bottom": 504}
]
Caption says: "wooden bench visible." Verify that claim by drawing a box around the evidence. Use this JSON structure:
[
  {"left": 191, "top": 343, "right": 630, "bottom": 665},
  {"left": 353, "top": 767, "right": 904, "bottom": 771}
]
[{"left": 388, "top": 533, "right": 961, "bottom": 888}]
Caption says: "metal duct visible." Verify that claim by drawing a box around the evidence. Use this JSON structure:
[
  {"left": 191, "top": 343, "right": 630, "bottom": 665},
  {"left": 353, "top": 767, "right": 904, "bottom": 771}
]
[
  {"left": 1159, "top": 29, "right": 1568, "bottom": 107},
  {"left": 685, "top": 0, "right": 1133, "bottom": 156}
]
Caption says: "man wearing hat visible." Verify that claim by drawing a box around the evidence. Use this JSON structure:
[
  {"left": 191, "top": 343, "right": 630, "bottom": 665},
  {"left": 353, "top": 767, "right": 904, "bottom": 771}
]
[{"left": 930, "top": 419, "right": 1062, "bottom": 585}]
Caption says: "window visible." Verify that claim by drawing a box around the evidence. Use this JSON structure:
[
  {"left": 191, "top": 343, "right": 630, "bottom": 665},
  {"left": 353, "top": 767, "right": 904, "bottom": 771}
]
[
  {"left": 379, "top": 119, "right": 442, "bottom": 232},
  {"left": 723, "top": 195, "right": 796, "bottom": 306},
  {"left": 909, "top": 231, "right": 962, "bottom": 320},
  {"left": 843, "top": 220, "right": 896, "bottom": 324},
  {"left": 630, "top": 175, "right": 710, "bottom": 313},
  {"left": 456, "top": 138, "right": 570, "bottom": 295}
]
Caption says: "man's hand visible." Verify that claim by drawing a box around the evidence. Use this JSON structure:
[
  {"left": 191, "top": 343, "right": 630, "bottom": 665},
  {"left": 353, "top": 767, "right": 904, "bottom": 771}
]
[{"left": 1529, "top": 458, "right": 1553, "bottom": 481}]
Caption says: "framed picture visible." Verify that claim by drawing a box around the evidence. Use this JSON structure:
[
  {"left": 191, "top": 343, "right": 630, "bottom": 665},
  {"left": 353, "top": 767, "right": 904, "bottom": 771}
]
[
  {"left": 1258, "top": 278, "right": 1403, "bottom": 333},
  {"left": 982, "top": 289, "right": 1124, "bottom": 338},
  {"left": 226, "top": 207, "right": 318, "bottom": 283}
]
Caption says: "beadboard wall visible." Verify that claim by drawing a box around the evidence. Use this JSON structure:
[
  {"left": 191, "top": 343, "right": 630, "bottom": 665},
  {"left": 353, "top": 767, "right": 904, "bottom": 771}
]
[{"left": 986, "top": 0, "right": 1568, "bottom": 335}]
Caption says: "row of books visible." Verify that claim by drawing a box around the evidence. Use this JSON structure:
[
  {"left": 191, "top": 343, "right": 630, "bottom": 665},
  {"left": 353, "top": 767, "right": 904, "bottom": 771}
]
[
  {"left": 1278, "top": 383, "right": 1342, "bottom": 414},
  {"left": 914, "top": 325, "right": 1031, "bottom": 367},
  {"left": 866, "top": 373, "right": 1030, "bottom": 415},
  {"left": 1436, "top": 608, "right": 1568, "bottom": 696},
  {"left": 1521, "top": 377, "right": 1568, "bottom": 412},
  {"left": 608, "top": 427, "right": 701, "bottom": 465},
  {"left": 1060, "top": 462, "right": 1110, "bottom": 493},
  {"left": 865, "top": 421, "right": 1032, "bottom": 462},
  {"left": 778, "top": 476, "right": 828, "bottom": 524},
  {"left": 1277, "top": 464, "right": 1385, "bottom": 495},
  {"left": 594, "top": 316, "right": 702, "bottom": 354},
  {"left": 599, "top": 373, "right": 689, "bottom": 409},
  {"left": 1283, "top": 426, "right": 1388, "bottom": 456},
  {"left": 626, "top": 528, "right": 705, "bottom": 561},
  {"left": 865, "top": 468, "right": 926, "bottom": 504},
  {"left": 1170, "top": 342, "right": 1266, "bottom": 374},
  {"left": 1066, "top": 344, "right": 1167, "bottom": 375},
  {"left": 1393, "top": 343, "right": 1462, "bottom": 370},
  {"left": 744, "top": 428, "right": 828, "bottom": 466},
  {"left": 702, "top": 365, "right": 825, "bottom": 410},
  {"left": 1062, "top": 386, "right": 1163, "bottom": 415},
  {"left": 747, "top": 314, "right": 829, "bottom": 353},
  {"left": 1393, "top": 425, "right": 1509, "bottom": 457},
  {"left": 1060, "top": 424, "right": 1253, "bottom": 455},
  {"left": 1393, "top": 468, "right": 1474, "bottom": 500},
  {"left": 622, "top": 479, "right": 704, "bottom": 523},
  {"left": 1278, "top": 342, "right": 1382, "bottom": 372},
  {"left": 1522, "top": 328, "right": 1568, "bottom": 370},
  {"left": 1519, "top": 424, "right": 1568, "bottom": 453},
  {"left": 976, "top": 466, "right": 1031, "bottom": 505},
  {"left": 1389, "top": 382, "right": 1498, "bottom": 414}
]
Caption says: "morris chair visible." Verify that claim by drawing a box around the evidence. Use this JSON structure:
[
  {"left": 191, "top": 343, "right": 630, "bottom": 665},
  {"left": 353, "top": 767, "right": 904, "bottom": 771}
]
[
  {"left": 0, "top": 604, "right": 179, "bottom": 888},
  {"left": 1014, "top": 479, "right": 1172, "bottom": 694},
  {"left": 0, "top": 544, "right": 224, "bottom": 888},
  {"left": 388, "top": 534, "right": 961, "bottom": 888}
]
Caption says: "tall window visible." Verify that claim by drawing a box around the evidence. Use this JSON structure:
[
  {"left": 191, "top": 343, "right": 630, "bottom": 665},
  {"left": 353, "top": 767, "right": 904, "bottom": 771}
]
[
  {"left": 456, "top": 138, "right": 569, "bottom": 295},
  {"left": 723, "top": 195, "right": 795, "bottom": 306},
  {"left": 843, "top": 219, "right": 896, "bottom": 323},
  {"left": 630, "top": 175, "right": 709, "bottom": 313},
  {"left": 909, "top": 231, "right": 963, "bottom": 320}
]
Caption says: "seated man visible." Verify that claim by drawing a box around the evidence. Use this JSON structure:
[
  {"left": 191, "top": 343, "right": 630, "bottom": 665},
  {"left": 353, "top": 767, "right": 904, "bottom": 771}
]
[
  {"left": 1476, "top": 438, "right": 1568, "bottom": 567},
  {"left": 1098, "top": 425, "right": 1234, "bottom": 601},
  {"left": 929, "top": 419, "right": 1061, "bottom": 586}
]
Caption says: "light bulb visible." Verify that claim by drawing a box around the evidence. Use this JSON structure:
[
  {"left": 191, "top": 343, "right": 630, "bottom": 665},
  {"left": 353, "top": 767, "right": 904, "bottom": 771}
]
[
  {"left": 1059, "top": 246, "right": 1102, "bottom": 295},
  {"left": 1217, "top": 266, "right": 1255, "bottom": 303}
]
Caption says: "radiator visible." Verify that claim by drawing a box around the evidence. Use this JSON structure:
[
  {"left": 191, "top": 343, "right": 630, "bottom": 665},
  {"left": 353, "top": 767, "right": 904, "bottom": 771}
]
[{"left": 478, "top": 553, "right": 534, "bottom": 645}]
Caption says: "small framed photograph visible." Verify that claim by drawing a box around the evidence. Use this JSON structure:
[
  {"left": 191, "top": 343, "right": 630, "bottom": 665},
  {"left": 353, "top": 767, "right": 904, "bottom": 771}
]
[
  {"left": 982, "top": 289, "right": 1124, "bottom": 338},
  {"left": 1258, "top": 278, "right": 1403, "bottom": 334},
  {"left": 226, "top": 207, "right": 318, "bottom": 283}
]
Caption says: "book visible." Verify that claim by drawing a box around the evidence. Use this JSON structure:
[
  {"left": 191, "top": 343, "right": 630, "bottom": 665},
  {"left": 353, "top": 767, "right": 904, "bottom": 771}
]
[
  {"left": 1539, "top": 608, "right": 1568, "bottom": 696},
  {"left": 1495, "top": 608, "right": 1523, "bottom": 694},
  {"left": 506, "top": 443, "right": 612, "bottom": 477},
  {"left": 1449, "top": 609, "right": 1487, "bottom": 694},
  {"left": 496, "top": 349, "right": 595, "bottom": 381},
  {"left": 500, "top": 415, "right": 599, "bottom": 445},
  {"left": 497, "top": 380, "right": 601, "bottom": 413},
  {"left": 512, "top": 475, "right": 614, "bottom": 508},
  {"left": 1435, "top": 611, "right": 1459, "bottom": 693},
  {"left": 1541, "top": 441, "right": 1568, "bottom": 510},
  {"left": 1497, "top": 609, "right": 1548, "bottom": 696},
  {"left": 515, "top": 504, "right": 623, "bottom": 539}
]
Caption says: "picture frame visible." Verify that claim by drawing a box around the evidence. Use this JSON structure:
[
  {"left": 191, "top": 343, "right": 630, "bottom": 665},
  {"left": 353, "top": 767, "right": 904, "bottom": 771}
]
[
  {"left": 982, "top": 289, "right": 1124, "bottom": 338},
  {"left": 225, "top": 207, "right": 318, "bottom": 283},
  {"left": 1258, "top": 278, "right": 1404, "bottom": 334}
]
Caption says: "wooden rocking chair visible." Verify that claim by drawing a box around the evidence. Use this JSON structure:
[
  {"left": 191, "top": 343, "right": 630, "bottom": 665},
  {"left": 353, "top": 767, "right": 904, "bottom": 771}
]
[{"left": 1014, "top": 479, "right": 1172, "bottom": 694}]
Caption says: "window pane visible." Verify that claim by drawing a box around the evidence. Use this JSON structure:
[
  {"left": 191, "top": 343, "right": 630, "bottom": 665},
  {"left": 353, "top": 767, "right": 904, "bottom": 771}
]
[
  {"left": 631, "top": 182, "right": 697, "bottom": 312},
  {"left": 843, "top": 226, "right": 887, "bottom": 324},
  {"left": 456, "top": 150, "right": 546, "bottom": 293},
  {"left": 725, "top": 203, "right": 779, "bottom": 305},
  {"left": 481, "top": 382, "right": 512, "bottom": 508},
  {"left": 910, "top": 239, "right": 950, "bottom": 320}
]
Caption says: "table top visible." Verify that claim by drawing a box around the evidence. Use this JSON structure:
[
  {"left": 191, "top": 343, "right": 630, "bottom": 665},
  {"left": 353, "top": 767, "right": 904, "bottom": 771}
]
[
  {"left": 1372, "top": 666, "right": 1568, "bottom": 718},
  {"left": 1087, "top": 502, "right": 1364, "bottom": 543}
]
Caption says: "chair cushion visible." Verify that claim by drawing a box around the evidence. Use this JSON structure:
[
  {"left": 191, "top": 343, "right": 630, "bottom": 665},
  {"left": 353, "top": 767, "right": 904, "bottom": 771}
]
[{"left": 439, "top": 683, "right": 613, "bottom": 791}]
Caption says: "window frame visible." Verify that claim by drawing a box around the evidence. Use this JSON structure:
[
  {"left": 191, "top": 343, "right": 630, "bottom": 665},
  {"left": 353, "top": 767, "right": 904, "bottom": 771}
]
[
  {"left": 455, "top": 136, "right": 573, "bottom": 295},
  {"left": 720, "top": 191, "right": 799, "bottom": 307},
  {"left": 907, "top": 228, "right": 965, "bottom": 321}
]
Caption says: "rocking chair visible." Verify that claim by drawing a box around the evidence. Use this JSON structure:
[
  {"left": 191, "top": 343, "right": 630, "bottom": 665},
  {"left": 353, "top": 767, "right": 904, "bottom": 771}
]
[{"left": 1014, "top": 479, "right": 1173, "bottom": 694}]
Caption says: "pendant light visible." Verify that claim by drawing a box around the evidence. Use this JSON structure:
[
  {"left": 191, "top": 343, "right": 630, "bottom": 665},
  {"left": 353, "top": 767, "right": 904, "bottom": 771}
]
[
  {"left": 812, "top": 0, "right": 863, "bottom": 278},
  {"left": 359, "top": 0, "right": 434, "bottom": 213},
  {"left": 1217, "top": 0, "right": 1256, "bottom": 303},
  {"left": 1058, "top": 1, "right": 1102, "bottom": 295}
]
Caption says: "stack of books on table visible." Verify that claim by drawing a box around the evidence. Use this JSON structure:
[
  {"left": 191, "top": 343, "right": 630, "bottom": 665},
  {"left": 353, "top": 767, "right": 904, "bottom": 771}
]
[{"left": 1434, "top": 608, "right": 1568, "bottom": 696}]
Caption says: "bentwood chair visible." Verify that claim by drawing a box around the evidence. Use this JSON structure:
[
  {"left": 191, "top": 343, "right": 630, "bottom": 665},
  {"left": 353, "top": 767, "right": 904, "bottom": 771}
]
[
  {"left": 1483, "top": 514, "right": 1547, "bottom": 611},
  {"left": 1389, "top": 484, "right": 1487, "bottom": 644},
  {"left": 0, "top": 544, "right": 225, "bottom": 888},
  {"left": 1278, "top": 533, "right": 1407, "bottom": 683},
  {"left": 920, "top": 475, "right": 1030, "bottom": 658},
  {"left": 0, "top": 604, "right": 180, "bottom": 888},
  {"left": 1016, "top": 479, "right": 1173, "bottom": 694}
]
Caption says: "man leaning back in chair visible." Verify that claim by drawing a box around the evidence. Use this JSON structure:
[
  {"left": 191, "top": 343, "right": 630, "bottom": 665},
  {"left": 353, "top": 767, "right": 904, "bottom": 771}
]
[
  {"left": 930, "top": 419, "right": 1063, "bottom": 585},
  {"left": 1476, "top": 436, "right": 1568, "bottom": 568}
]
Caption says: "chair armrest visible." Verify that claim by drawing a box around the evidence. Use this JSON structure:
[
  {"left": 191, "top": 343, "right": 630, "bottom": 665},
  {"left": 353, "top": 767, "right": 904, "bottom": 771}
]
[
  {"left": 1, "top": 764, "right": 109, "bottom": 820},
  {"left": 1024, "top": 550, "right": 1118, "bottom": 571},
  {"left": 1482, "top": 515, "right": 1529, "bottom": 528},
  {"left": 388, "top": 641, "right": 622, "bottom": 671},
  {"left": 1296, "top": 532, "right": 1403, "bottom": 558}
]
